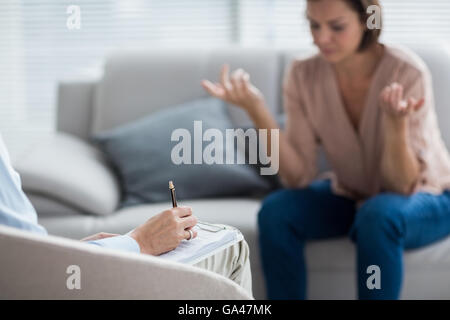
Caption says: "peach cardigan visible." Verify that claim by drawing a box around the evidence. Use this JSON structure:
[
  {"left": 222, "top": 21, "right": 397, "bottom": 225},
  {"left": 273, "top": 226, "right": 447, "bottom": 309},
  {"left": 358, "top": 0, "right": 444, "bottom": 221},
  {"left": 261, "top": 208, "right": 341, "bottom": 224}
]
[{"left": 283, "top": 44, "right": 450, "bottom": 200}]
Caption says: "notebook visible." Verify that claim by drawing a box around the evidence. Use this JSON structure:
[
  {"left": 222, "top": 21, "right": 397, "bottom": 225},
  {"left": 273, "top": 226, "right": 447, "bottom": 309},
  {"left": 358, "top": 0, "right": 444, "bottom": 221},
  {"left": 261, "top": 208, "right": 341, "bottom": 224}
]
[{"left": 158, "top": 222, "right": 244, "bottom": 265}]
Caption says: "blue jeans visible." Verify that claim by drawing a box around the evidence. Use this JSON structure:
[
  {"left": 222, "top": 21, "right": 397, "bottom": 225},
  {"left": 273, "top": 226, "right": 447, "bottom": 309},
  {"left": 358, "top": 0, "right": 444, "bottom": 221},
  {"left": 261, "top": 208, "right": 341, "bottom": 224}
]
[{"left": 258, "top": 179, "right": 450, "bottom": 299}]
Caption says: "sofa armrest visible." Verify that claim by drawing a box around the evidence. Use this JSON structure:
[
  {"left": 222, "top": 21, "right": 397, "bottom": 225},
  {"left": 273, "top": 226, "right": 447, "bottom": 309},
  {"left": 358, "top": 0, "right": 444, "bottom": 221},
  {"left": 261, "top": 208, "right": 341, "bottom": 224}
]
[
  {"left": 0, "top": 225, "right": 252, "bottom": 299},
  {"left": 13, "top": 132, "right": 120, "bottom": 216}
]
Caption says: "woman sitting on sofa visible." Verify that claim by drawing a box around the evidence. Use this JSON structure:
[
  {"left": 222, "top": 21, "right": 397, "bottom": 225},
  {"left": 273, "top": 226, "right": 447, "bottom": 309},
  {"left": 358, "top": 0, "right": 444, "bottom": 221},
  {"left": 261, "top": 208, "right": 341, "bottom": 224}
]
[{"left": 202, "top": 0, "right": 450, "bottom": 299}]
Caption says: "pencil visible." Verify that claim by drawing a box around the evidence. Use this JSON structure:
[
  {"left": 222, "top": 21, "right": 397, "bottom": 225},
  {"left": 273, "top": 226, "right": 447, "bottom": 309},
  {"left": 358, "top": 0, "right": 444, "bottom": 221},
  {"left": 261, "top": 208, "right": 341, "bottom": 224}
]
[{"left": 169, "top": 180, "right": 177, "bottom": 208}]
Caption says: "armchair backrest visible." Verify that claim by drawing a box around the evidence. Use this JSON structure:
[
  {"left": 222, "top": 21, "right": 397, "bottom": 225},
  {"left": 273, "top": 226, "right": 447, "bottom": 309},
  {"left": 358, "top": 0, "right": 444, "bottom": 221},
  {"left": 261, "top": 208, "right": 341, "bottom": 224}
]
[{"left": 0, "top": 225, "right": 253, "bottom": 299}]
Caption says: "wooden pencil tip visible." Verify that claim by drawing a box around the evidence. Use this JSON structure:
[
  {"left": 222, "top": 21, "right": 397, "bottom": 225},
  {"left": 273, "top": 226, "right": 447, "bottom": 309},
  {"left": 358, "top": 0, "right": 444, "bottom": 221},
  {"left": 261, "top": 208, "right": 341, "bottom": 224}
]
[{"left": 169, "top": 180, "right": 174, "bottom": 189}]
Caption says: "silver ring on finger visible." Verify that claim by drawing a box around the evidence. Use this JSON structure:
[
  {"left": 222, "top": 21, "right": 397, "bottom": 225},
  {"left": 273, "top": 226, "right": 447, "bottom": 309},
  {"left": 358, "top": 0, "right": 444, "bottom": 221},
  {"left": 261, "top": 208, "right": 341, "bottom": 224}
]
[{"left": 187, "top": 229, "right": 194, "bottom": 241}]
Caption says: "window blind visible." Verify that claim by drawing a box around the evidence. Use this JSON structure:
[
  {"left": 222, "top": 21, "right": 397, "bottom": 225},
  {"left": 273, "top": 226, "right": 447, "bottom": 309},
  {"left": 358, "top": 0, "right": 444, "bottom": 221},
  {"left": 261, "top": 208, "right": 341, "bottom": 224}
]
[
  {"left": 0, "top": 0, "right": 234, "bottom": 155},
  {"left": 240, "top": 0, "right": 450, "bottom": 47}
]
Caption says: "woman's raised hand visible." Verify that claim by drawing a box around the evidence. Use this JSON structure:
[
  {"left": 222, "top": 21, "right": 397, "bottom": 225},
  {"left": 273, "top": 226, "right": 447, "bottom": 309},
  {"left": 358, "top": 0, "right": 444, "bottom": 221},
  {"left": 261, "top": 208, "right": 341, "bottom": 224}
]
[
  {"left": 201, "top": 64, "right": 265, "bottom": 113},
  {"left": 380, "top": 82, "right": 425, "bottom": 118}
]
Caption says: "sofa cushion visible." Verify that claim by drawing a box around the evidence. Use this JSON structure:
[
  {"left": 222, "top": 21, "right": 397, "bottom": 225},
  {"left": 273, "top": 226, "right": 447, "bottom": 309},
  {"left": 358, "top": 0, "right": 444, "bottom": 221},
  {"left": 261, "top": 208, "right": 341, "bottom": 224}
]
[
  {"left": 93, "top": 97, "right": 273, "bottom": 207},
  {"left": 304, "top": 235, "right": 450, "bottom": 299},
  {"left": 14, "top": 133, "right": 121, "bottom": 216},
  {"left": 27, "top": 192, "right": 88, "bottom": 218}
]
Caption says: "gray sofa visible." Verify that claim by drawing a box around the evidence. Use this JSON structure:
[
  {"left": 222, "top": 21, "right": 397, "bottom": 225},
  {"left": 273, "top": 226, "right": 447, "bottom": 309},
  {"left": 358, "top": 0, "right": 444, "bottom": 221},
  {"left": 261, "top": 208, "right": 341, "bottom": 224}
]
[{"left": 12, "top": 44, "right": 450, "bottom": 299}]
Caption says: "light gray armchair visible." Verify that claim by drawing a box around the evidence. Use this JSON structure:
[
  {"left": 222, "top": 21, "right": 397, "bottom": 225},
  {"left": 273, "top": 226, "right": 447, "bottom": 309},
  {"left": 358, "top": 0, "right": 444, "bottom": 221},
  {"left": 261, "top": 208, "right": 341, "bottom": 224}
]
[
  {"left": 11, "top": 43, "right": 450, "bottom": 299},
  {"left": 0, "top": 225, "right": 252, "bottom": 299}
]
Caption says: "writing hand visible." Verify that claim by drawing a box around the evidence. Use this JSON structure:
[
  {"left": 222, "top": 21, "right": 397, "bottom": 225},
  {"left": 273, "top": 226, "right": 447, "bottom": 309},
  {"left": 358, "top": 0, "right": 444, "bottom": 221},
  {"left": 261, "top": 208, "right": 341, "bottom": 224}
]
[{"left": 130, "top": 206, "right": 198, "bottom": 256}]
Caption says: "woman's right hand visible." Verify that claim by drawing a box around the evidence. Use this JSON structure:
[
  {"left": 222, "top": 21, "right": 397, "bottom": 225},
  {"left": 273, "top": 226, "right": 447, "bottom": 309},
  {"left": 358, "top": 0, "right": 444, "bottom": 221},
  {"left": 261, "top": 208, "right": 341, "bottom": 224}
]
[{"left": 201, "top": 64, "right": 265, "bottom": 114}]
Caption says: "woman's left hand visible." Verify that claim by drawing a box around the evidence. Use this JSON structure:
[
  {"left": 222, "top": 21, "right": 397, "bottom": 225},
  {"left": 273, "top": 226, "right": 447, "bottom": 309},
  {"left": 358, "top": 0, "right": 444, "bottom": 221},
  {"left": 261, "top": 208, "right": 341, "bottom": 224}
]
[{"left": 380, "top": 82, "right": 425, "bottom": 119}]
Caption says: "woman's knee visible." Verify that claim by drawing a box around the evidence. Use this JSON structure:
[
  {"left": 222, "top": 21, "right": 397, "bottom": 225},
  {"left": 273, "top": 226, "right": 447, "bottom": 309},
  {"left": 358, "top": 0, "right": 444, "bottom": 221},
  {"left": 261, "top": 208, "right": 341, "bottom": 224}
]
[
  {"left": 258, "top": 189, "right": 294, "bottom": 231},
  {"left": 258, "top": 187, "right": 320, "bottom": 241},
  {"left": 350, "top": 193, "right": 406, "bottom": 242}
]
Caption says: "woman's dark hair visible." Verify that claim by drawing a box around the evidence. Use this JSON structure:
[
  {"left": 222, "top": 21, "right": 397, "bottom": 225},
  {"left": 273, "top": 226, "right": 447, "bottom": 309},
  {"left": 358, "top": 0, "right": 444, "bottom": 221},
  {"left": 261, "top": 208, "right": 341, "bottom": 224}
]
[{"left": 308, "top": 0, "right": 382, "bottom": 51}]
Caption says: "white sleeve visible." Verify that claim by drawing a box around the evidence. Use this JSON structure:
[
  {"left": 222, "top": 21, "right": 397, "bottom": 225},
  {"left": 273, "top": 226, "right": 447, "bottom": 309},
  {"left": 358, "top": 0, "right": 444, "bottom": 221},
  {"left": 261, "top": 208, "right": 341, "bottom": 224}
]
[{"left": 0, "top": 135, "right": 47, "bottom": 235}]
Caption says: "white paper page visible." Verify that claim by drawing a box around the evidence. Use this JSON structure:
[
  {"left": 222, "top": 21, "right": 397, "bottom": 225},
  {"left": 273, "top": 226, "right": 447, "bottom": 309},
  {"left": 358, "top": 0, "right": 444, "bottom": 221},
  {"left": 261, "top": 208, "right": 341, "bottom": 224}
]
[{"left": 158, "top": 225, "right": 241, "bottom": 264}]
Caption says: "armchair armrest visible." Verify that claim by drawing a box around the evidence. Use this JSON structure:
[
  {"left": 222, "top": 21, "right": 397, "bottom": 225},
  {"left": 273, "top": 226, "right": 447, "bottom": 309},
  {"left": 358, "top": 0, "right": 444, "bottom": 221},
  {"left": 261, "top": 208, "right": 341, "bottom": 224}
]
[
  {"left": 0, "top": 225, "right": 252, "bottom": 299},
  {"left": 13, "top": 132, "right": 120, "bottom": 216}
]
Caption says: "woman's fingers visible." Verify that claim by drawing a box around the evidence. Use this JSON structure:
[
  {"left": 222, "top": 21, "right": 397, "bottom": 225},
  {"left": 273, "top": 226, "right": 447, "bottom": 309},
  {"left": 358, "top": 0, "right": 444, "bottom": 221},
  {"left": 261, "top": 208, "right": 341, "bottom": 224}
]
[
  {"left": 381, "top": 82, "right": 424, "bottom": 117},
  {"left": 227, "top": 68, "right": 246, "bottom": 102},
  {"left": 382, "top": 86, "right": 392, "bottom": 108},
  {"left": 231, "top": 69, "right": 245, "bottom": 99},
  {"left": 388, "top": 84, "right": 396, "bottom": 108},
  {"left": 241, "top": 72, "right": 251, "bottom": 92},
  {"left": 220, "top": 64, "right": 232, "bottom": 90},
  {"left": 201, "top": 80, "right": 225, "bottom": 98},
  {"left": 405, "top": 97, "right": 423, "bottom": 113},
  {"left": 395, "top": 85, "right": 404, "bottom": 111},
  {"left": 390, "top": 83, "right": 403, "bottom": 111},
  {"left": 398, "top": 99, "right": 408, "bottom": 113},
  {"left": 204, "top": 65, "right": 260, "bottom": 109},
  {"left": 413, "top": 97, "right": 425, "bottom": 111}
]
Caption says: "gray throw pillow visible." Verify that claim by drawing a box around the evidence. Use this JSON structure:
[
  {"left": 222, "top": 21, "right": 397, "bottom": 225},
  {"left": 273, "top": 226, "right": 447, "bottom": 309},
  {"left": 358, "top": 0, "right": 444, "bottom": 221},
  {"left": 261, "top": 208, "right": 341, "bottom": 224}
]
[{"left": 92, "top": 97, "right": 273, "bottom": 207}]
